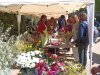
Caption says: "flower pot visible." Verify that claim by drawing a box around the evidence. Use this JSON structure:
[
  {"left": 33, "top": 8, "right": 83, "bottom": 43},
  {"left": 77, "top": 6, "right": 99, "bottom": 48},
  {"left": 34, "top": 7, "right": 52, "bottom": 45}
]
[
  {"left": 21, "top": 68, "right": 38, "bottom": 75},
  {"left": 0, "top": 68, "right": 11, "bottom": 75},
  {"left": 21, "top": 68, "right": 33, "bottom": 75}
]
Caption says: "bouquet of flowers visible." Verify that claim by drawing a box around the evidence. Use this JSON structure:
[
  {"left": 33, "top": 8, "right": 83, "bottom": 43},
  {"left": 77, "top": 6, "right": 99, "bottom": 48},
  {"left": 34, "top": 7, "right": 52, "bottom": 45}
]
[
  {"left": 16, "top": 50, "right": 42, "bottom": 68},
  {"left": 35, "top": 60, "right": 50, "bottom": 75},
  {"left": 15, "top": 40, "right": 33, "bottom": 52},
  {"left": 45, "top": 52, "right": 61, "bottom": 66},
  {"left": 15, "top": 31, "right": 42, "bottom": 52},
  {"left": 34, "top": 58, "right": 65, "bottom": 75},
  {"left": 48, "top": 61, "right": 65, "bottom": 75}
]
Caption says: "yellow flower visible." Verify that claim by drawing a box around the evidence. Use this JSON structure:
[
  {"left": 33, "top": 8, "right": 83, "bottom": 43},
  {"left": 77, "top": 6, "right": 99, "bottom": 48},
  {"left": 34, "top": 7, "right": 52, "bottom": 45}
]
[{"left": 15, "top": 40, "right": 32, "bottom": 52}]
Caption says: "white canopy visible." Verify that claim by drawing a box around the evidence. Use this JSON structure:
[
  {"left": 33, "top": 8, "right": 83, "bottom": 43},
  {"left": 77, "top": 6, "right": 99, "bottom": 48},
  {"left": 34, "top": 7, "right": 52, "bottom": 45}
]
[{"left": 0, "top": 2, "right": 86, "bottom": 16}]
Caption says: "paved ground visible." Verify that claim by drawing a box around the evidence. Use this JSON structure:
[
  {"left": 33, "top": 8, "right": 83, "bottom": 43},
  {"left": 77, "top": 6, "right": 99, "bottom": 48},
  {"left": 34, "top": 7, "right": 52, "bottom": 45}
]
[
  {"left": 11, "top": 69, "right": 20, "bottom": 75},
  {"left": 92, "top": 38, "right": 100, "bottom": 64},
  {"left": 86, "top": 38, "right": 100, "bottom": 75}
]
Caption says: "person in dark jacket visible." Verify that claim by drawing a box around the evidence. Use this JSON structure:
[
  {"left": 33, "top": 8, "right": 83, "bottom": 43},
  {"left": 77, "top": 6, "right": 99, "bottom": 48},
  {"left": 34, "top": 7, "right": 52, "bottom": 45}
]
[
  {"left": 76, "top": 13, "right": 89, "bottom": 67},
  {"left": 58, "top": 15, "right": 67, "bottom": 30},
  {"left": 94, "top": 19, "right": 100, "bottom": 43}
]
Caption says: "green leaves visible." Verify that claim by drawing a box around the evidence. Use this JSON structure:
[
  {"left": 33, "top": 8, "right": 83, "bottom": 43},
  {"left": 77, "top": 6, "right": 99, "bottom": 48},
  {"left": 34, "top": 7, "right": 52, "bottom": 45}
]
[
  {"left": 95, "top": 0, "right": 100, "bottom": 12},
  {"left": 67, "top": 62, "right": 83, "bottom": 75}
]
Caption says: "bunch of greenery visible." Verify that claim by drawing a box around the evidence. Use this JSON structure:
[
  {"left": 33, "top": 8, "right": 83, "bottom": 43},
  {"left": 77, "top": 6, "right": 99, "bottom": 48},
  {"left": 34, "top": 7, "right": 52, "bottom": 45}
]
[{"left": 67, "top": 62, "right": 83, "bottom": 75}]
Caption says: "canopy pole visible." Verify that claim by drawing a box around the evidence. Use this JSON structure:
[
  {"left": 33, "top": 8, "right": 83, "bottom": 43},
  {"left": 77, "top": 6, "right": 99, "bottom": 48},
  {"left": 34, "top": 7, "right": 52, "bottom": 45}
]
[
  {"left": 17, "top": 14, "right": 21, "bottom": 35},
  {"left": 86, "top": 1, "right": 95, "bottom": 75}
]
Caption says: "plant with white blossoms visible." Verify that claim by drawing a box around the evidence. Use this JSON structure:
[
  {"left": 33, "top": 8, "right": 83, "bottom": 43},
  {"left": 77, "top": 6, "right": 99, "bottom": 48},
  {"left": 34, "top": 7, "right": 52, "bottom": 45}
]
[
  {"left": 16, "top": 50, "right": 42, "bottom": 68},
  {"left": 0, "top": 27, "right": 20, "bottom": 75}
]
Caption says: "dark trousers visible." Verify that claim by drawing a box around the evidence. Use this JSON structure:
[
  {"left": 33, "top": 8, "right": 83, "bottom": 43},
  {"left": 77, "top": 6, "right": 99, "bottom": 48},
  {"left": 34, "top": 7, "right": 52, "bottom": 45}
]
[{"left": 78, "top": 44, "right": 88, "bottom": 67}]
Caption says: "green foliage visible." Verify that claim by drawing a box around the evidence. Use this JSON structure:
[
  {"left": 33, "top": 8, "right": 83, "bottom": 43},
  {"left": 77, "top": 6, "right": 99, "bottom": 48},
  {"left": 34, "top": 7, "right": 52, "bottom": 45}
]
[
  {"left": 95, "top": 0, "right": 100, "bottom": 12},
  {"left": 0, "top": 12, "right": 26, "bottom": 36},
  {"left": 67, "top": 62, "right": 83, "bottom": 75}
]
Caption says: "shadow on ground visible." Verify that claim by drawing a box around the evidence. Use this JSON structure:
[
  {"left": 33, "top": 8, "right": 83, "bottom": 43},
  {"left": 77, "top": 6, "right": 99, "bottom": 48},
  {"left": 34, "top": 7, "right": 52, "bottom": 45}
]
[{"left": 92, "top": 52, "right": 100, "bottom": 64}]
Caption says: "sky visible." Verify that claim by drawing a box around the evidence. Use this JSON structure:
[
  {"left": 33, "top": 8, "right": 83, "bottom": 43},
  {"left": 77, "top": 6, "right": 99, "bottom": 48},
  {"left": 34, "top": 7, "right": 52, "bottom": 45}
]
[
  {"left": 0, "top": 0, "right": 67, "bottom": 3},
  {"left": 0, "top": 0, "right": 76, "bottom": 5},
  {"left": 0, "top": 0, "right": 94, "bottom": 5},
  {"left": 0, "top": 0, "right": 72, "bottom": 2}
]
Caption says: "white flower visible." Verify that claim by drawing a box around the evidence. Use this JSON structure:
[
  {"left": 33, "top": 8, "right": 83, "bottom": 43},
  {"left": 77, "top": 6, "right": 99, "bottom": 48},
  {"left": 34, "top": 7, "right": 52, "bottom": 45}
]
[
  {"left": 27, "top": 52, "right": 31, "bottom": 56},
  {"left": 21, "top": 53, "right": 27, "bottom": 57},
  {"left": 61, "top": 66, "right": 64, "bottom": 71},
  {"left": 16, "top": 50, "right": 42, "bottom": 68},
  {"left": 33, "top": 58, "right": 39, "bottom": 63},
  {"left": 39, "top": 54, "right": 42, "bottom": 57},
  {"left": 30, "top": 63, "right": 35, "bottom": 68},
  {"left": 52, "top": 54, "right": 57, "bottom": 58},
  {"left": 29, "top": 51, "right": 35, "bottom": 56},
  {"left": 58, "top": 63, "right": 61, "bottom": 66},
  {"left": 34, "top": 50, "right": 41, "bottom": 54},
  {"left": 53, "top": 62, "right": 56, "bottom": 64}
]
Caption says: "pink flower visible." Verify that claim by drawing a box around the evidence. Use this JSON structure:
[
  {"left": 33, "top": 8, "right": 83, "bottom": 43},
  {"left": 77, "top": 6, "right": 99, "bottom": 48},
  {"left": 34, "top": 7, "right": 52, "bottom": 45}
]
[
  {"left": 51, "top": 55, "right": 56, "bottom": 60},
  {"left": 41, "top": 67, "right": 46, "bottom": 71},
  {"left": 57, "top": 56, "right": 61, "bottom": 61},
  {"left": 60, "top": 62, "right": 65, "bottom": 66},
  {"left": 61, "top": 27, "right": 65, "bottom": 32},
  {"left": 48, "top": 71, "right": 56, "bottom": 75}
]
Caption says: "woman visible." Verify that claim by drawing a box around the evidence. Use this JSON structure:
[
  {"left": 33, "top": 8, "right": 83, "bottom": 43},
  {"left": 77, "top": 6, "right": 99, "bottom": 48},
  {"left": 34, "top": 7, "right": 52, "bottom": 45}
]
[
  {"left": 65, "top": 17, "right": 73, "bottom": 32},
  {"left": 76, "top": 13, "right": 89, "bottom": 67},
  {"left": 37, "top": 15, "right": 48, "bottom": 47},
  {"left": 72, "top": 14, "right": 79, "bottom": 41},
  {"left": 47, "top": 17, "right": 57, "bottom": 33},
  {"left": 71, "top": 14, "right": 80, "bottom": 62},
  {"left": 58, "top": 15, "right": 67, "bottom": 30}
]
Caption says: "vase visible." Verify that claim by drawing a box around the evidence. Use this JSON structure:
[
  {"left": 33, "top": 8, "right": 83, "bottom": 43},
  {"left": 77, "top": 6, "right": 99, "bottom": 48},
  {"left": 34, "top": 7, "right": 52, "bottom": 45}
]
[
  {"left": 0, "top": 68, "right": 11, "bottom": 75},
  {"left": 21, "top": 67, "right": 38, "bottom": 75}
]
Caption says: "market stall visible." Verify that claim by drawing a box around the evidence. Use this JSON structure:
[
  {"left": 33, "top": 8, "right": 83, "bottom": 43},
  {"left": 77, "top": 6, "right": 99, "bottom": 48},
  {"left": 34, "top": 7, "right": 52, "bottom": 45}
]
[{"left": 0, "top": 0, "right": 95, "bottom": 75}]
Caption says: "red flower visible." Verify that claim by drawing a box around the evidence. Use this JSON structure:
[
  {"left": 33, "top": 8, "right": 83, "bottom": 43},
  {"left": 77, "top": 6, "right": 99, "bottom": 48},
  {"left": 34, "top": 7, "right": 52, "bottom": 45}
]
[
  {"left": 57, "top": 56, "right": 61, "bottom": 61},
  {"left": 51, "top": 55, "right": 56, "bottom": 60},
  {"left": 36, "top": 63, "right": 40, "bottom": 70},
  {"left": 46, "top": 52, "right": 51, "bottom": 57}
]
